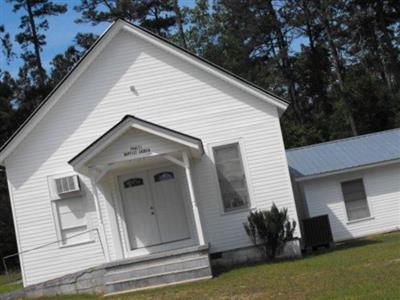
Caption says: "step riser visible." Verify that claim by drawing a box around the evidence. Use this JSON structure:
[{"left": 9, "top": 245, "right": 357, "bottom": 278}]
[
  {"left": 106, "top": 251, "right": 207, "bottom": 275},
  {"left": 105, "top": 266, "right": 212, "bottom": 295},
  {"left": 105, "top": 256, "right": 210, "bottom": 283}
]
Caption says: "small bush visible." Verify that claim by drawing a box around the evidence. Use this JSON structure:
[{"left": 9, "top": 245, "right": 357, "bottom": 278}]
[{"left": 244, "top": 203, "right": 296, "bottom": 259}]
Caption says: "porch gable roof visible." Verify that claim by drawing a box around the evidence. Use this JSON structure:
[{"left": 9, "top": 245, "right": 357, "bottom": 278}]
[{"left": 68, "top": 115, "right": 204, "bottom": 169}]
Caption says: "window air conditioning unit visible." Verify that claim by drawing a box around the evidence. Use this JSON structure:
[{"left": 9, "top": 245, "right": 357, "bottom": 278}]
[{"left": 55, "top": 175, "right": 81, "bottom": 195}]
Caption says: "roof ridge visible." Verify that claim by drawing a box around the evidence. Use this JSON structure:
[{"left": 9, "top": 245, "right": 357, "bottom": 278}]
[
  {"left": 286, "top": 127, "right": 400, "bottom": 153},
  {"left": 117, "top": 18, "right": 290, "bottom": 105}
]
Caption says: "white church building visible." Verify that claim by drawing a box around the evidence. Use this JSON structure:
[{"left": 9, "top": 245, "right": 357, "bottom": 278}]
[{"left": 0, "top": 20, "right": 301, "bottom": 295}]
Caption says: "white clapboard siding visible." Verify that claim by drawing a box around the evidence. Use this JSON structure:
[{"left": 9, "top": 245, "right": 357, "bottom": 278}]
[
  {"left": 5, "top": 29, "right": 298, "bottom": 286},
  {"left": 302, "top": 163, "right": 400, "bottom": 241}
]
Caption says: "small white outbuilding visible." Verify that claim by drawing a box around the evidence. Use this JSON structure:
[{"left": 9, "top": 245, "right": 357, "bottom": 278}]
[{"left": 287, "top": 129, "right": 400, "bottom": 242}]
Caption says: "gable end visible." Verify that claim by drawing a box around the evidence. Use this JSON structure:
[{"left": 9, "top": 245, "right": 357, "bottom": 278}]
[{"left": 0, "top": 19, "right": 288, "bottom": 166}]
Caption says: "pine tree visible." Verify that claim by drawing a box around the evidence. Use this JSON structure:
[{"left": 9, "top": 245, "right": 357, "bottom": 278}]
[
  {"left": 313, "top": 0, "right": 359, "bottom": 136},
  {"left": 0, "top": 25, "right": 14, "bottom": 63},
  {"left": 75, "top": 0, "right": 177, "bottom": 36},
  {"left": 50, "top": 33, "right": 98, "bottom": 85},
  {"left": 9, "top": 0, "right": 67, "bottom": 88},
  {"left": 0, "top": 72, "right": 18, "bottom": 268},
  {"left": 172, "top": 0, "right": 186, "bottom": 48},
  {"left": 185, "top": 0, "right": 213, "bottom": 56}
]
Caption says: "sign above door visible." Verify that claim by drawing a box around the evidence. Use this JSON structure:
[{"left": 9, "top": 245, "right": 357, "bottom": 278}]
[{"left": 123, "top": 145, "right": 151, "bottom": 158}]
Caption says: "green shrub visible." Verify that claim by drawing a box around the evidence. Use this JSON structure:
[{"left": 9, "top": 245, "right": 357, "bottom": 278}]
[{"left": 244, "top": 203, "right": 296, "bottom": 259}]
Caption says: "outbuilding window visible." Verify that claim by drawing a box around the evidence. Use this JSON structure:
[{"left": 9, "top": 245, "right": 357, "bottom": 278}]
[
  {"left": 341, "top": 179, "right": 371, "bottom": 221},
  {"left": 212, "top": 143, "right": 250, "bottom": 212}
]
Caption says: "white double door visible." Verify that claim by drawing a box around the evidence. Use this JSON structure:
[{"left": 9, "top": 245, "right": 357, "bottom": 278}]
[{"left": 119, "top": 166, "right": 190, "bottom": 250}]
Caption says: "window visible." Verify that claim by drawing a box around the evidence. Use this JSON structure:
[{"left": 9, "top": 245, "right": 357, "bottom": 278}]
[
  {"left": 154, "top": 172, "right": 174, "bottom": 182},
  {"left": 53, "top": 197, "right": 90, "bottom": 246},
  {"left": 213, "top": 143, "right": 250, "bottom": 212},
  {"left": 48, "top": 174, "right": 91, "bottom": 247},
  {"left": 341, "top": 179, "right": 371, "bottom": 221},
  {"left": 124, "top": 177, "right": 144, "bottom": 188}
]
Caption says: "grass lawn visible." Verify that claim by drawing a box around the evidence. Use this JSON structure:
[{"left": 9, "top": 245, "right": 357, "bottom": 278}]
[
  {"left": 0, "top": 271, "right": 22, "bottom": 294},
  {"left": 106, "top": 231, "right": 400, "bottom": 300},
  {"left": 2, "top": 231, "right": 399, "bottom": 299}
]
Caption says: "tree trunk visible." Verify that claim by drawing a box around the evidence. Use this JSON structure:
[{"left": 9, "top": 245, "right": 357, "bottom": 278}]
[
  {"left": 302, "top": 0, "right": 316, "bottom": 51},
  {"left": 375, "top": 0, "right": 399, "bottom": 91},
  {"left": 153, "top": 7, "right": 162, "bottom": 35},
  {"left": 372, "top": 23, "right": 394, "bottom": 92},
  {"left": 301, "top": 0, "right": 329, "bottom": 102},
  {"left": 265, "top": 0, "right": 303, "bottom": 124},
  {"left": 25, "top": 0, "right": 46, "bottom": 88},
  {"left": 316, "top": 3, "right": 358, "bottom": 136},
  {"left": 172, "top": 0, "right": 187, "bottom": 48}
]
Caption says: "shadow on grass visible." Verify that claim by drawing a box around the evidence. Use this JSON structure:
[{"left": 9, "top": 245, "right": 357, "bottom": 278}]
[
  {"left": 302, "top": 237, "right": 382, "bottom": 259},
  {"left": 212, "top": 237, "right": 383, "bottom": 277},
  {"left": 211, "top": 255, "right": 302, "bottom": 277}
]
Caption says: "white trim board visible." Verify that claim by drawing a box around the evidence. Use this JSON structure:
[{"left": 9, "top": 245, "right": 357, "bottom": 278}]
[{"left": 6, "top": 177, "right": 27, "bottom": 285}]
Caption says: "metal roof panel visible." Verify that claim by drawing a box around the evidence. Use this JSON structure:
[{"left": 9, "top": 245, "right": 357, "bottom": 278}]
[{"left": 286, "top": 128, "right": 400, "bottom": 178}]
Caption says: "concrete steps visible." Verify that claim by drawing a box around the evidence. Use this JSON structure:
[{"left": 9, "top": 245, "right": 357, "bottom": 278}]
[
  {"left": 1, "top": 245, "right": 211, "bottom": 300},
  {"left": 103, "top": 245, "right": 212, "bottom": 296}
]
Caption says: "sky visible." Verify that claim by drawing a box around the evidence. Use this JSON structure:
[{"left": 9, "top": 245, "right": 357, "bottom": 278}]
[
  {"left": 1, "top": 0, "right": 200, "bottom": 76},
  {"left": 1, "top": 0, "right": 110, "bottom": 76},
  {"left": 1, "top": 0, "right": 305, "bottom": 78}
]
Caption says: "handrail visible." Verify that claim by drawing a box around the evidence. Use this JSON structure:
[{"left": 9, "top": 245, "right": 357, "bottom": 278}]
[{"left": 2, "top": 228, "right": 105, "bottom": 281}]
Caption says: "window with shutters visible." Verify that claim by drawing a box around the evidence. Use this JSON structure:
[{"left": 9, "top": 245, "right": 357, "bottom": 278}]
[
  {"left": 341, "top": 179, "right": 371, "bottom": 221},
  {"left": 53, "top": 197, "right": 91, "bottom": 246},
  {"left": 212, "top": 143, "right": 250, "bottom": 212},
  {"left": 48, "top": 173, "right": 91, "bottom": 247}
]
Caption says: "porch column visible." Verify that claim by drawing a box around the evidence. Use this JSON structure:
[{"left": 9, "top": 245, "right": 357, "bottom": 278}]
[
  {"left": 89, "top": 167, "right": 111, "bottom": 262},
  {"left": 182, "top": 151, "right": 206, "bottom": 246}
]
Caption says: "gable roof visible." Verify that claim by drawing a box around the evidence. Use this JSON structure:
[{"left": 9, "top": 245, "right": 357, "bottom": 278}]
[
  {"left": 68, "top": 115, "right": 204, "bottom": 169},
  {"left": 287, "top": 128, "right": 400, "bottom": 181},
  {"left": 68, "top": 115, "right": 204, "bottom": 168},
  {"left": 0, "top": 19, "right": 289, "bottom": 166}
]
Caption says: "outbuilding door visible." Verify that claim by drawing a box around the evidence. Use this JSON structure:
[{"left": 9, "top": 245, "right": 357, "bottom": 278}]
[{"left": 118, "top": 166, "right": 190, "bottom": 250}]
